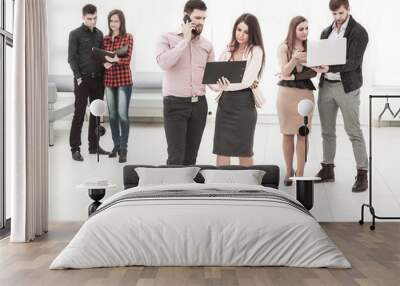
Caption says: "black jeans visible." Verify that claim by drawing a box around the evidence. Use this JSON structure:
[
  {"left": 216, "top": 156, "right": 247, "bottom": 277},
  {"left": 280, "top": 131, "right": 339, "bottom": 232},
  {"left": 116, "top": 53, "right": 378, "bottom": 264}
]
[
  {"left": 69, "top": 75, "right": 104, "bottom": 152},
  {"left": 163, "top": 95, "right": 208, "bottom": 165}
]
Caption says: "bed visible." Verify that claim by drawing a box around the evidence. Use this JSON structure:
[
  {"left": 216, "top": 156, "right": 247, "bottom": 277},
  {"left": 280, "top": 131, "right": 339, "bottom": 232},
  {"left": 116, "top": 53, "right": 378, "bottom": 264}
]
[{"left": 50, "top": 165, "right": 350, "bottom": 269}]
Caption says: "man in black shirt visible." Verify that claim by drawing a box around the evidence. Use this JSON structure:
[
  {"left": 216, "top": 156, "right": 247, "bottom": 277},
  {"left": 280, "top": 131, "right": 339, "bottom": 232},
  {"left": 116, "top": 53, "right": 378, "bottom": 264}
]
[{"left": 68, "top": 4, "right": 109, "bottom": 161}]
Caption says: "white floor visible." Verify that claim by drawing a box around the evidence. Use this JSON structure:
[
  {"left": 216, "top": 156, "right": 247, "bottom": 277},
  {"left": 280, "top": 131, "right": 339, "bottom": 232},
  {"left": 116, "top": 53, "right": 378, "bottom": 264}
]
[{"left": 49, "top": 117, "right": 400, "bottom": 222}]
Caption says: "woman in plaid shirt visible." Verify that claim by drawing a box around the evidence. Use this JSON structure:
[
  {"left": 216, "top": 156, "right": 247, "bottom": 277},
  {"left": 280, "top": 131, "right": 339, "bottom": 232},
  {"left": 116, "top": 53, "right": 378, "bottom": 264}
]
[{"left": 102, "top": 9, "right": 133, "bottom": 163}]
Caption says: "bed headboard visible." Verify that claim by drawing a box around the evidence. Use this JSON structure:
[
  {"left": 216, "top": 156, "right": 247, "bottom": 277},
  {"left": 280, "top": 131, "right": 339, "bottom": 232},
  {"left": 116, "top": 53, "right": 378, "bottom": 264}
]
[{"left": 123, "top": 165, "right": 280, "bottom": 190}]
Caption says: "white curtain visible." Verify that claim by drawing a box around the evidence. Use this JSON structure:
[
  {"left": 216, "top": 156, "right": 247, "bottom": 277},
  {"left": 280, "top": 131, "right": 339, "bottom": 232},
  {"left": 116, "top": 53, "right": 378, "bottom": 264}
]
[{"left": 9, "top": 0, "right": 49, "bottom": 242}]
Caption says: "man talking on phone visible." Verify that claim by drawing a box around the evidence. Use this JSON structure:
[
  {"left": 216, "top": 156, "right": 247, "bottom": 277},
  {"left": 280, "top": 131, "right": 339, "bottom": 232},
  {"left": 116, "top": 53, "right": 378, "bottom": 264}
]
[{"left": 156, "top": 0, "right": 215, "bottom": 165}]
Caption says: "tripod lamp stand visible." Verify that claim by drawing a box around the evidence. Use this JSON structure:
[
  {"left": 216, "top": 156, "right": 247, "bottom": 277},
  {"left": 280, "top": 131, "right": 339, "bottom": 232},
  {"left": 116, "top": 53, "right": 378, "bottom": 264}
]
[{"left": 89, "top": 99, "right": 107, "bottom": 162}]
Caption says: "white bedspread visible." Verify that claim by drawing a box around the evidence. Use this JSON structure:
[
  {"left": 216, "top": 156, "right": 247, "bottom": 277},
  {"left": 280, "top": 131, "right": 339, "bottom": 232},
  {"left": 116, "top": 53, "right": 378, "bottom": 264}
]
[{"left": 50, "top": 183, "right": 351, "bottom": 269}]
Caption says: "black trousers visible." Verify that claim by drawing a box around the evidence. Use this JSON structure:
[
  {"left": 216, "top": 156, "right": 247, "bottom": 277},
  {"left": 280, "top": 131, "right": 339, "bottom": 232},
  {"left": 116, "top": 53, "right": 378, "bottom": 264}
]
[
  {"left": 163, "top": 95, "right": 208, "bottom": 165},
  {"left": 69, "top": 75, "right": 104, "bottom": 152}
]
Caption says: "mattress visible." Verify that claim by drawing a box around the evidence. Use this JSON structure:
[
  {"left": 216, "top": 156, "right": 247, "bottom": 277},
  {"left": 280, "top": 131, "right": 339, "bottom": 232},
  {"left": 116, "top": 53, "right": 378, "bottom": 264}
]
[{"left": 50, "top": 183, "right": 350, "bottom": 269}]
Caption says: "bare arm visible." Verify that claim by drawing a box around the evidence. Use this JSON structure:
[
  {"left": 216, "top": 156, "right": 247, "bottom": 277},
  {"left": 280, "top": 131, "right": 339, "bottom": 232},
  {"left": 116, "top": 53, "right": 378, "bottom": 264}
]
[{"left": 279, "top": 44, "right": 297, "bottom": 77}]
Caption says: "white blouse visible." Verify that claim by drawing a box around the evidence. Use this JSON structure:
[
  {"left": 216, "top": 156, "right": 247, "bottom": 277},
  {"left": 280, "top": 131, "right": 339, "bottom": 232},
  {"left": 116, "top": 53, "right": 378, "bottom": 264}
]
[{"left": 211, "top": 45, "right": 264, "bottom": 92}]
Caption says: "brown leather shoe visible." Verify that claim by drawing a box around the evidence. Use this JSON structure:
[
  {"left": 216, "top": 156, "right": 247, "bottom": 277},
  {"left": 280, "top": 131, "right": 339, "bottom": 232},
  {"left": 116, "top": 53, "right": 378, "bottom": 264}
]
[
  {"left": 352, "top": 169, "right": 368, "bottom": 192},
  {"left": 315, "top": 163, "right": 335, "bottom": 183}
]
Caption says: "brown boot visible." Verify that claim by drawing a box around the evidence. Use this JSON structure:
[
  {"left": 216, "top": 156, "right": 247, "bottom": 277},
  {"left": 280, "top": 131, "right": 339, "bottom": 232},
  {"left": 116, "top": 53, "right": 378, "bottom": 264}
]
[
  {"left": 352, "top": 169, "right": 368, "bottom": 192},
  {"left": 315, "top": 163, "right": 335, "bottom": 183}
]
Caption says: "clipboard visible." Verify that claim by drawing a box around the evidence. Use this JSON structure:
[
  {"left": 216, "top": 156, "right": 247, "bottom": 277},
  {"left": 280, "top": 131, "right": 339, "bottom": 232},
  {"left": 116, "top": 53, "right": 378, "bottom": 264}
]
[{"left": 202, "top": 61, "right": 247, "bottom": 84}]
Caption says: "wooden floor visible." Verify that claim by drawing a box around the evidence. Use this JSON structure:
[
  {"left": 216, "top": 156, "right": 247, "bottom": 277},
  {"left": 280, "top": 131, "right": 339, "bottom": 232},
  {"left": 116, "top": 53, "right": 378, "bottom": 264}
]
[{"left": 0, "top": 222, "right": 399, "bottom": 286}]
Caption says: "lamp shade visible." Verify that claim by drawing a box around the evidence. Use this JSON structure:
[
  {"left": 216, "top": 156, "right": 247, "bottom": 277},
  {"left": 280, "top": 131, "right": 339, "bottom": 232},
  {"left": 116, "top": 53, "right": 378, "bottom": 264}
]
[
  {"left": 89, "top": 100, "right": 107, "bottom": 116},
  {"left": 297, "top": 99, "right": 314, "bottom": 116}
]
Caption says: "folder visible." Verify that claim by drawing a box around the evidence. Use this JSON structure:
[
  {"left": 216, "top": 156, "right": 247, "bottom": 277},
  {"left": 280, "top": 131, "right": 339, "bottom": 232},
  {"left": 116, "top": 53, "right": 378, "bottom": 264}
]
[
  {"left": 202, "top": 61, "right": 247, "bottom": 84},
  {"left": 92, "top": 45, "right": 129, "bottom": 63}
]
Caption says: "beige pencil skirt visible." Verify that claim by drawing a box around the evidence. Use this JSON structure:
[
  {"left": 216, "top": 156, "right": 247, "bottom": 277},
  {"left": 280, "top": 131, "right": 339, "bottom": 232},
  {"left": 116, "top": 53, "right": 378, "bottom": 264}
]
[{"left": 277, "top": 86, "right": 315, "bottom": 135}]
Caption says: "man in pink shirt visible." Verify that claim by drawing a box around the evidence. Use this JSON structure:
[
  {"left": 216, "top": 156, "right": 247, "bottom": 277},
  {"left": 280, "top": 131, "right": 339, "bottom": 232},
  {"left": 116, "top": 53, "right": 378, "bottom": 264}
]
[{"left": 156, "top": 0, "right": 214, "bottom": 165}]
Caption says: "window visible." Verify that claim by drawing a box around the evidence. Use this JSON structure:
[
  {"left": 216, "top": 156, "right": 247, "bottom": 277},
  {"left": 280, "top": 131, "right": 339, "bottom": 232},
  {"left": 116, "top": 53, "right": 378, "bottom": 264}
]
[
  {"left": 4, "top": 44, "right": 11, "bottom": 220},
  {"left": 0, "top": 38, "right": 3, "bottom": 231},
  {"left": 0, "top": 0, "right": 13, "bottom": 234},
  {"left": 5, "top": 0, "right": 13, "bottom": 33}
]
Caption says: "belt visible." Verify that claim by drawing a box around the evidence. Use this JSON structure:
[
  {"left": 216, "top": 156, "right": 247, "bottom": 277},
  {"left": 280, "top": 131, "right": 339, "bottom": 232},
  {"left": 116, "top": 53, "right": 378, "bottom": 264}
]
[
  {"left": 164, "top": 95, "right": 205, "bottom": 103},
  {"left": 81, "top": 72, "right": 103, "bottom": 78},
  {"left": 324, "top": 78, "right": 341, "bottom": 83},
  {"left": 223, "top": 88, "right": 252, "bottom": 93}
]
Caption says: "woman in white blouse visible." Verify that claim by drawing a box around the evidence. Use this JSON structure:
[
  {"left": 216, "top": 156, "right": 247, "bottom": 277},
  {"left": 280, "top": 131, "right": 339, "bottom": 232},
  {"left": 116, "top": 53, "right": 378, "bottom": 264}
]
[{"left": 213, "top": 13, "right": 266, "bottom": 166}]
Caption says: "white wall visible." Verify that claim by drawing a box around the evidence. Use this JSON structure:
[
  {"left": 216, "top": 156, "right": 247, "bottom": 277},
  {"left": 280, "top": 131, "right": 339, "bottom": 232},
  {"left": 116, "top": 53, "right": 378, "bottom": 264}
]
[
  {"left": 47, "top": 0, "right": 400, "bottom": 119},
  {"left": 370, "top": 1, "right": 400, "bottom": 87}
]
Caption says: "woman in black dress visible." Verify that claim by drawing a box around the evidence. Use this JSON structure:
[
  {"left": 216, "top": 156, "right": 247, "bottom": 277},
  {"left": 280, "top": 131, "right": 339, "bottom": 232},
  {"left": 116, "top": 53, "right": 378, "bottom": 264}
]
[{"left": 213, "top": 13, "right": 266, "bottom": 166}]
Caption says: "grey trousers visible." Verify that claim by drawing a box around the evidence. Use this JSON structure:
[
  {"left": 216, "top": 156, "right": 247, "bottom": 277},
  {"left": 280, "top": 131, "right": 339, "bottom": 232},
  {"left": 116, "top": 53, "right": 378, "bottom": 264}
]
[{"left": 318, "top": 81, "right": 368, "bottom": 170}]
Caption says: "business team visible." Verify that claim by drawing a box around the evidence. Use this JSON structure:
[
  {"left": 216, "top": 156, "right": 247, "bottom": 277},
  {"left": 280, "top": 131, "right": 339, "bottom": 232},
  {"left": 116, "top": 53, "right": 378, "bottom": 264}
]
[
  {"left": 68, "top": 0, "right": 369, "bottom": 192},
  {"left": 68, "top": 5, "right": 133, "bottom": 163}
]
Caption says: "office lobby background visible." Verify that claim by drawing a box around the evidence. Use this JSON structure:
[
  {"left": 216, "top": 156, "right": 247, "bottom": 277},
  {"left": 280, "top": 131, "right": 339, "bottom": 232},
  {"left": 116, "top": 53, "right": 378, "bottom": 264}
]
[{"left": 47, "top": 0, "right": 399, "bottom": 122}]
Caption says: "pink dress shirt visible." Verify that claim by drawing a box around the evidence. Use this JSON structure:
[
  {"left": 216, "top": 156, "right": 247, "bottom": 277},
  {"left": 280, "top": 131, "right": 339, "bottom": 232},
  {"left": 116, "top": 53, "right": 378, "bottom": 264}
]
[{"left": 156, "top": 32, "right": 215, "bottom": 97}]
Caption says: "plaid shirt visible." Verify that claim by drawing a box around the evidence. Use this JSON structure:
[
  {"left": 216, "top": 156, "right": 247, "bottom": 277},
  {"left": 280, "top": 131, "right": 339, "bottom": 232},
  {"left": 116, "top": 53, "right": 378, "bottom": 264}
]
[{"left": 102, "top": 33, "right": 133, "bottom": 87}]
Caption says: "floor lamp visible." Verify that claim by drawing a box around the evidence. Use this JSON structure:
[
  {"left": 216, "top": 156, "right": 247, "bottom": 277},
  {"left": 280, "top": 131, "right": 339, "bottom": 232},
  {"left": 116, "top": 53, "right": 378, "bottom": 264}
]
[
  {"left": 291, "top": 99, "right": 320, "bottom": 210},
  {"left": 89, "top": 99, "right": 107, "bottom": 162},
  {"left": 297, "top": 99, "right": 314, "bottom": 162}
]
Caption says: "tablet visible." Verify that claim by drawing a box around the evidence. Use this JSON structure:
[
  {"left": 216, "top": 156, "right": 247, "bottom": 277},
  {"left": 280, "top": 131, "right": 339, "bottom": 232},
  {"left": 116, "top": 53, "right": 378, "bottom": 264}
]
[
  {"left": 92, "top": 46, "right": 129, "bottom": 63},
  {"left": 202, "top": 61, "right": 247, "bottom": 84},
  {"left": 305, "top": 38, "right": 347, "bottom": 67},
  {"left": 92, "top": 47, "right": 115, "bottom": 62}
]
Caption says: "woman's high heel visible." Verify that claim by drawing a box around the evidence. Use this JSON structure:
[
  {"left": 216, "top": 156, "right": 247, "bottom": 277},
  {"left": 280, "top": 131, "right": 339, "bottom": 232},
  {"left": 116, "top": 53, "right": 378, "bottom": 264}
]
[{"left": 284, "top": 170, "right": 295, "bottom": 186}]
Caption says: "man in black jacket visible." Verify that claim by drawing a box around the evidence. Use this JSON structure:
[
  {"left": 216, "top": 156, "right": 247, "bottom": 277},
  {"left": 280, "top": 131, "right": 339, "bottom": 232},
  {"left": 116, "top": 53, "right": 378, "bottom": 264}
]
[
  {"left": 315, "top": 0, "right": 369, "bottom": 192},
  {"left": 68, "top": 4, "right": 109, "bottom": 161}
]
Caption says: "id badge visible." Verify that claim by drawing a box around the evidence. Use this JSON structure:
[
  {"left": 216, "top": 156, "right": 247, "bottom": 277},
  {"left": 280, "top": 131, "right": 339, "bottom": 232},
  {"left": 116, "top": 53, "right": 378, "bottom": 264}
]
[{"left": 191, "top": 96, "right": 199, "bottom": 103}]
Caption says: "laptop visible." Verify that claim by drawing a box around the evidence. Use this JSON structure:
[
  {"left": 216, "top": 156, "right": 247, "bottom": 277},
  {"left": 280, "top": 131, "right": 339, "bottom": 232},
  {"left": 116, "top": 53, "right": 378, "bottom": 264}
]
[{"left": 305, "top": 38, "right": 347, "bottom": 67}]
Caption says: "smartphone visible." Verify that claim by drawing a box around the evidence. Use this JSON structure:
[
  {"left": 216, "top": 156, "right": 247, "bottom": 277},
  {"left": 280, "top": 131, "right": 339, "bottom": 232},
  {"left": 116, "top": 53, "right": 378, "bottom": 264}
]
[
  {"left": 183, "top": 14, "right": 199, "bottom": 36},
  {"left": 183, "top": 14, "right": 191, "bottom": 24}
]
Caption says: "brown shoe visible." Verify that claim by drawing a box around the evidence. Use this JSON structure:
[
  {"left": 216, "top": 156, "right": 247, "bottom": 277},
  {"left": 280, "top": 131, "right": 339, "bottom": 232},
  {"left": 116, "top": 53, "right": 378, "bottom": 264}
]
[
  {"left": 352, "top": 169, "right": 368, "bottom": 192},
  {"left": 315, "top": 163, "right": 335, "bottom": 183}
]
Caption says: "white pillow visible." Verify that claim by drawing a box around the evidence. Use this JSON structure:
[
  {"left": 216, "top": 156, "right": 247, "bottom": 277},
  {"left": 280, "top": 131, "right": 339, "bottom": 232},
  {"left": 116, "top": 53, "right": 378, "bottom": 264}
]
[
  {"left": 200, "top": 169, "right": 266, "bottom": 185},
  {"left": 135, "top": 167, "right": 201, "bottom": 186}
]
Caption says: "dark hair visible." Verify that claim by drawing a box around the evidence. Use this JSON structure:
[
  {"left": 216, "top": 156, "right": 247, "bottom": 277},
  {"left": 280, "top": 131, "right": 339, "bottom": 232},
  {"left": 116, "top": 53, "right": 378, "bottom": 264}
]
[
  {"left": 228, "top": 13, "right": 265, "bottom": 79},
  {"left": 329, "top": 0, "right": 350, "bottom": 11},
  {"left": 284, "top": 16, "right": 308, "bottom": 59},
  {"left": 82, "top": 4, "right": 97, "bottom": 16},
  {"left": 108, "top": 9, "right": 127, "bottom": 37},
  {"left": 184, "top": 0, "right": 207, "bottom": 14}
]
